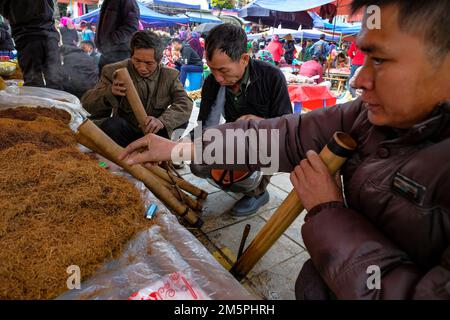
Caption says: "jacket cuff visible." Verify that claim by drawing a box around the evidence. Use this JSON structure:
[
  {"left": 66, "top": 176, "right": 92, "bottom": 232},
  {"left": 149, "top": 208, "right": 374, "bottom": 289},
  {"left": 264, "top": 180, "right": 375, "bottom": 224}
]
[{"left": 306, "top": 201, "right": 346, "bottom": 221}]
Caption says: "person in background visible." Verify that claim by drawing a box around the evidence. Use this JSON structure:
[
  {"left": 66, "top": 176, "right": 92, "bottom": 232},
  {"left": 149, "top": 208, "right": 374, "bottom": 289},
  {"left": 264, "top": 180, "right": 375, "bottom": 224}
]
[
  {"left": 81, "top": 22, "right": 95, "bottom": 43},
  {"left": 309, "top": 34, "right": 330, "bottom": 64},
  {"left": 80, "top": 40, "right": 101, "bottom": 68},
  {"left": 299, "top": 55, "right": 324, "bottom": 84},
  {"left": 301, "top": 39, "right": 313, "bottom": 61},
  {"left": 95, "top": 0, "right": 140, "bottom": 73},
  {"left": 187, "top": 32, "right": 204, "bottom": 59},
  {"left": 0, "top": 18, "right": 14, "bottom": 57},
  {"left": 60, "top": 44, "right": 98, "bottom": 99},
  {"left": 347, "top": 40, "right": 365, "bottom": 97},
  {"left": 267, "top": 34, "right": 284, "bottom": 65},
  {"left": 283, "top": 34, "right": 296, "bottom": 65},
  {"left": 171, "top": 38, "right": 203, "bottom": 87},
  {"left": 333, "top": 52, "right": 349, "bottom": 69},
  {"left": 59, "top": 17, "right": 79, "bottom": 46},
  {"left": 0, "top": 0, "right": 63, "bottom": 90},
  {"left": 82, "top": 30, "right": 192, "bottom": 148}
]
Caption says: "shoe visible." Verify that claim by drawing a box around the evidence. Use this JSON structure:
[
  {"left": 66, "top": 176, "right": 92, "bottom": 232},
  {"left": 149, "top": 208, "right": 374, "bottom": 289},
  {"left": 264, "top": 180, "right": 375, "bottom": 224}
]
[{"left": 231, "top": 191, "right": 270, "bottom": 217}]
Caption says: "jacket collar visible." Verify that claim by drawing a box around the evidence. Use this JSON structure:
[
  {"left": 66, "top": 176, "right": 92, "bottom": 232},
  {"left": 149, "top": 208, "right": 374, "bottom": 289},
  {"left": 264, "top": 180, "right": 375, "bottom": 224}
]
[{"left": 387, "top": 100, "right": 450, "bottom": 145}]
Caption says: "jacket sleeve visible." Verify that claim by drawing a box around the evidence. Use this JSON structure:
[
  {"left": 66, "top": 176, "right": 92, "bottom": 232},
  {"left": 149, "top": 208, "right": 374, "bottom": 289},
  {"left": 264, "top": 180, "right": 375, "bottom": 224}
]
[
  {"left": 269, "top": 68, "right": 293, "bottom": 117},
  {"left": 302, "top": 204, "right": 450, "bottom": 299},
  {"left": 81, "top": 66, "right": 119, "bottom": 122},
  {"left": 197, "top": 99, "right": 363, "bottom": 173},
  {"left": 158, "top": 75, "right": 193, "bottom": 136},
  {"left": 109, "top": 0, "right": 139, "bottom": 46}
]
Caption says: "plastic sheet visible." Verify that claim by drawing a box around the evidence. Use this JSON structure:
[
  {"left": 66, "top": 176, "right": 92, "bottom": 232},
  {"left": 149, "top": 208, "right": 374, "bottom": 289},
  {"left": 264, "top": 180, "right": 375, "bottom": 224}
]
[
  {"left": 0, "top": 100, "right": 253, "bottom": 300},
  {"left": 0, "top": 89, "right": 88, "bottom": 131}
]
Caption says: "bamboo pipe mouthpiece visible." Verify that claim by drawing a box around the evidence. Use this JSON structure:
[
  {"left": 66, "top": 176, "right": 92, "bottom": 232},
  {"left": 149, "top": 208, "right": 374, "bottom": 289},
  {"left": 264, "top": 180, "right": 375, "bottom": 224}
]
[
  {"left": 77, "top": 119, "right": 203, "bottom": 227},
  {"left": 230, "top": 132, "right": 357, "bottom": 280},
  {"left": 114, "top": 68, "right": 148, "bottom": 133}
]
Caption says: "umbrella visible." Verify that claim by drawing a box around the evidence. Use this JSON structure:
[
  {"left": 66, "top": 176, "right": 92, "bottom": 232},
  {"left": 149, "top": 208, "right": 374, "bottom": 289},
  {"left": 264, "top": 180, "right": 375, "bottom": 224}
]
[{"left": 193, "top": 23, "right": 219, "bottom": 36}]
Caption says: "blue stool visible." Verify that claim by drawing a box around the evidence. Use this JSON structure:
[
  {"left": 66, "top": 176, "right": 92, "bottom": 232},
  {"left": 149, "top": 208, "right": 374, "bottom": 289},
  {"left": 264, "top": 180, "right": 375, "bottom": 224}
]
[
  {"left": 184, "top": 72, "right": 203, "bottom": 91},
  {"left": 293, "top": 102, "right": 302, "bottom": 113}
]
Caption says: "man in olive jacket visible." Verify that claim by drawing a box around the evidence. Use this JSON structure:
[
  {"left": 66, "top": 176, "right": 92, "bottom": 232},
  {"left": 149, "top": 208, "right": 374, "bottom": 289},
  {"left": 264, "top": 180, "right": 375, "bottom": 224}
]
[
  {"left": 118, "top": 0, "right": 450, "bottom": 299},
  {"left": 82, "top": 31, "right": 192, "bottom": 147}
]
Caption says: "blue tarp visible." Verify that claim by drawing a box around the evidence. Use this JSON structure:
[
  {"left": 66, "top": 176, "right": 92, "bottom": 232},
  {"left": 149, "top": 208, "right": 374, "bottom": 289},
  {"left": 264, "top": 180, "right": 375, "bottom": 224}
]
[
  {"left": 73, "top": 3, "right": 189, "bottom": 26},
  {"left": 310, "top": 12, "right": 361, "bottom": 34},
  {"left": 182, "top": 12, "right": 222, "bottom": 24},
  {"left": 242, "top": 0, "right": 335, "bottom": 13}
]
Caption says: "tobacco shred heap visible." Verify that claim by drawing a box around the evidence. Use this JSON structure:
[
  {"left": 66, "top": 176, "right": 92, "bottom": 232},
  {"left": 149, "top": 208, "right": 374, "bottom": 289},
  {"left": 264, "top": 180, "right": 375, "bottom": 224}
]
[{"left": 0, "top": 107, "right": 151, "bottom": 300}]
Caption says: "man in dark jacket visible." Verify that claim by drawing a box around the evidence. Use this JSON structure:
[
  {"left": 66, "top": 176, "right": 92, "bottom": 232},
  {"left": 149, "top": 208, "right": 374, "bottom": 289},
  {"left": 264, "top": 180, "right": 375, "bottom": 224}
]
[
  {"left": 171, "top": 38, "right": 203, "bottom": 87},
  {"left": 0, "top": 19, "right": 14, "bottom": 54},
  {"left": 60, "top": 45, "right": 98, "bottom": 99},
  {"left": 95, "top": 0, "right": 139, "bottom": 73},
  {"left": 195, "top": 24, "right": 292, "bottom": 217},
  {"left": 119, "top": 0, "right": 450, "bottom": 299},
  {"left": 0, "top": 0, "right": 63, "bottom": 89}
]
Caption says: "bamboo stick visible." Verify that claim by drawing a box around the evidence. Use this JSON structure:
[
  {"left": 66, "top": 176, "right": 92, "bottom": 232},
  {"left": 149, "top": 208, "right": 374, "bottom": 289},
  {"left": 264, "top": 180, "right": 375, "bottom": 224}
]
[
  {"left": 230, "top": 132, "right": 357, "bottom": 280},
  {"left": 114, "top": 67, "right": 148, "bottom": 132},
  {"left": 77, "top": 119, "right": 203, "bottom": 227}
]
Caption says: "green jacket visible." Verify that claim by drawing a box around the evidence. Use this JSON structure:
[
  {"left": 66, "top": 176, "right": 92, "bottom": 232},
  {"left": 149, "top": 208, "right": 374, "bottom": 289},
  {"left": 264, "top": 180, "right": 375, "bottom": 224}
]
[{"left": 81, "top": 59, "right": 193, "bottom": 136}]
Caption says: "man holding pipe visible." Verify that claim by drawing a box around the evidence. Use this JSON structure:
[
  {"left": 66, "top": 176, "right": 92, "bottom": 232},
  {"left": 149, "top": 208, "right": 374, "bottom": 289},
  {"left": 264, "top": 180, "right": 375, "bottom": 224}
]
[
  {"left": 82, "top": 30, "right": 192, "bottom": 148},
  {"left": 119, "top": 0, "right": 450, "bottom": 299}
]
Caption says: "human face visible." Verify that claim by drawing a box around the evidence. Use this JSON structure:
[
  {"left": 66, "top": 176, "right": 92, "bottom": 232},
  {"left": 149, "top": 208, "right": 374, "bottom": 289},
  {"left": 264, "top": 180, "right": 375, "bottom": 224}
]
[
  {"left": 80, "top": 43, "right": 92, "bottom": 55},
  {"left": 354, "top": 4, "right": 450, "bottom": 129},
  {"left": 131, "top": 48, "right": 159, "bottom": 78},
  {"left": 206, "top": 50, "right": 250, "bottom": 87}
]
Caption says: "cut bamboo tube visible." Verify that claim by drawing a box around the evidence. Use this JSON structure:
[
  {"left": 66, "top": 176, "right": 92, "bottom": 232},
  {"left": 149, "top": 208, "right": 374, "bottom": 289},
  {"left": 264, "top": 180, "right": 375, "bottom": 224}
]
[
  {"left": 77, "top": 119, "right": 203, "bottom": 227},
  {"left": 77, "top": 126, "right": 207, "bottom": 200},
  {"left": 230, "top": 132, "right": 357, "bottom": 280},
  {"left": 114, "top": 67, "right": 148, "bottom": 132}
]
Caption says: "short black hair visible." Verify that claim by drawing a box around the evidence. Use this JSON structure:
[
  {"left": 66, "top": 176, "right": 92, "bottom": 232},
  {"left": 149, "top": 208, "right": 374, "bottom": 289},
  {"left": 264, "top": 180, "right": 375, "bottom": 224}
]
[
  {"left": 205, "top": 23, "right": 247, "bottom": 61},
  {"left": 351, "top": 0, "right": 450, "bottom": 60},
  {"left": 80, "top": 40, "right": 94, "bottom": 49},
  {"left": 319, "top": 34, "right": 326, "bottom": 40},
  {"left": 171, "top": 38, "right": 182, "bottom": 45},
  {"left": 130, "top": 30, "right": 163, "bottom": 62}
]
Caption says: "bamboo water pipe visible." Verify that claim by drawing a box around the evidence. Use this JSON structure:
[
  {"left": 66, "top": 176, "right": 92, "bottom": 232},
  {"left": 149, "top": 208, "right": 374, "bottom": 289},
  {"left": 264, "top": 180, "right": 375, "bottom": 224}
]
[
  {"left": 114, "top": 68, "right": 148, "bottom": 132},
  {"left": 77, "top": 119, "right": 203, "bottom": 227},
  {"left": 230, "top": 132, "right": 357, "bottom": 280}
]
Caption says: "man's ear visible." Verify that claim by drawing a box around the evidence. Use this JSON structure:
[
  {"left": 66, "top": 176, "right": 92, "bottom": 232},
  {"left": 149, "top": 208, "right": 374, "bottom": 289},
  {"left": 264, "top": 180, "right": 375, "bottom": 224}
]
[{"left": 241, "top": 53, "right": 250, "bottom": 65}]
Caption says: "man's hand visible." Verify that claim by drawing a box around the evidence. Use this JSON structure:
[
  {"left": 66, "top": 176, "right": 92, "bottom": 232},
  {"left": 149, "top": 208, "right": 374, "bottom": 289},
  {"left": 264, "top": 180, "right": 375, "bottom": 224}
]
[
  {"left": 119, "top": 134, "right": 177, "bottom": 168},
  {"left": 237, "top": 114, "right": 264, "bottom": 122},
  {"left": 111, "top": 78, "right": 127, "bottom": 96},
  {"left": 290, "top": 150, "right": 343, "bottom": 211},
  {"left": 143, "top": 116, "right": 164, "bottom": 134}
]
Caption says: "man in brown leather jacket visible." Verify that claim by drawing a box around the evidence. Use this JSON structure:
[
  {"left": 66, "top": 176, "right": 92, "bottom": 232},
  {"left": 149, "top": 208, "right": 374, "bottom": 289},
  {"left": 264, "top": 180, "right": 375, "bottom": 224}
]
[{"left": 118, "top": 0, "right": 450, "bottom": 299}]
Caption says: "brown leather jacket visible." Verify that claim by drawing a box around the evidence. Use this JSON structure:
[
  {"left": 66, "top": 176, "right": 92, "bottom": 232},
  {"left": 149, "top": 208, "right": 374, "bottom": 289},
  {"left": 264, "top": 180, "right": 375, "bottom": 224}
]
[
  {"left": 201, "top": 98, "right": 450, "bottom": 299},
  {"left": 81, "top": 59, "right": 193, "bottom": 136}
]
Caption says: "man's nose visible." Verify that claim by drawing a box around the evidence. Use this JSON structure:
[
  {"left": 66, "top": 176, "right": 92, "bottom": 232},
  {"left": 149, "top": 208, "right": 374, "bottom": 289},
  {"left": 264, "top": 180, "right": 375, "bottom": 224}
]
[{"left": 354, "top": 62, "right": 375, "bottom": 91}]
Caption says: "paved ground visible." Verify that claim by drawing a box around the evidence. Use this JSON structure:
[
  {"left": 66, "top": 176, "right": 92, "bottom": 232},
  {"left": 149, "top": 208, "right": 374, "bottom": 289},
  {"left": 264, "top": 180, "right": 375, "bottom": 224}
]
[{"left": 176, "top": 106, "right": 309, "bottom": 300}]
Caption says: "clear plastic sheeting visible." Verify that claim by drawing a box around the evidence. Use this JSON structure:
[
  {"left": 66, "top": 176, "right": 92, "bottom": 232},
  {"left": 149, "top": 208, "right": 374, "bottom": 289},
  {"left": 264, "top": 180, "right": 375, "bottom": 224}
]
[
  {"left": 0, "top": 101, "right": 254, "bottom": 300},
  {"left": 3, "top": 85, "right": 81, "bottom": 105},
  {"left": 57, "top": 180, "right": 255, "bottom": 300}
]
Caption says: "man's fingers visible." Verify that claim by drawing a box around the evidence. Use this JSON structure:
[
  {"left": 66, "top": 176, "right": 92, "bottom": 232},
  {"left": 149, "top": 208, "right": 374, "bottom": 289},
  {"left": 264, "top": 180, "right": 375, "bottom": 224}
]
[
  {"left": 305, "top": 150, "right": 328, "bottom": 173},
  {"left": 125, "top": 150, "right": 154, "bottom": 166},
  {"left": 118, "top": 136, "right": 150, "bottom": 160}
]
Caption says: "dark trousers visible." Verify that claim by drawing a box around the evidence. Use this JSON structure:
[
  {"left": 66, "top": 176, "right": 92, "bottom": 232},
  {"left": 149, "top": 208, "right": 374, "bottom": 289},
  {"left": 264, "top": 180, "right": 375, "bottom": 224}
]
[
  {"left": 177, "top": 64, "right": 204, "bottom": 87},
  {"left": 99, "top": 116, "right": 188, "bottom": 148},
  {"left": 295, "top": 259, "right": 334, "bottom": 300},
  {"left": 98, "top": 51, "right": 130, "bottom": 74},
  {"left": 15, "top": 36, "right": 63, "bottom": 90}
]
